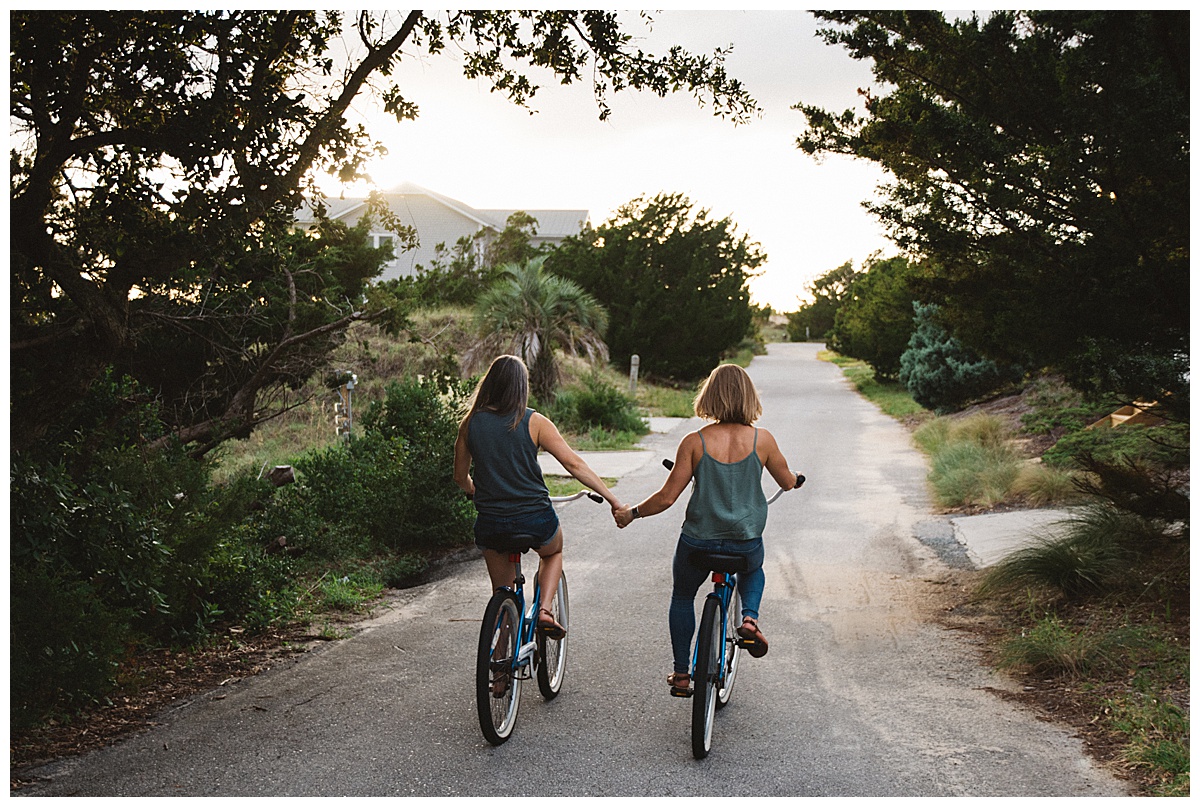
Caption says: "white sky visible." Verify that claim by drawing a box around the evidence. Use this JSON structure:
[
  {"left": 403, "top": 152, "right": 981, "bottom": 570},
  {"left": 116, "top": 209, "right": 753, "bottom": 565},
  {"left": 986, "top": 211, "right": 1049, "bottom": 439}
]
[{"left": 326, "top": 9, "right": 899, "bottom": 312}]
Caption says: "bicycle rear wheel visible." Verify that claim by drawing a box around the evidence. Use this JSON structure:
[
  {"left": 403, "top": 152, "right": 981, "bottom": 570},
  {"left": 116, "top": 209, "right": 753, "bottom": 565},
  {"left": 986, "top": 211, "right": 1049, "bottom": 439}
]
[
  {"left": 476, "top": 591, "right": 522, "bottom": 745},
  {"left": 691, "top": 595, "right": 722, "bottom": 759},
  {"left": 536, "top": 571, "right": 569, "bottom": 700},
  {"left": 717, "top": 587, "right": 741, "bottom": 708}
]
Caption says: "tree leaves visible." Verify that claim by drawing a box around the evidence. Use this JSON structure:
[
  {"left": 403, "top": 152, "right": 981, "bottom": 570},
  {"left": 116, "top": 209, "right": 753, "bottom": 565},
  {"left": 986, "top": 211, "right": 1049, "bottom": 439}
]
[{"left": 795, "top": 11, "right": 1188, "bottom": 412}]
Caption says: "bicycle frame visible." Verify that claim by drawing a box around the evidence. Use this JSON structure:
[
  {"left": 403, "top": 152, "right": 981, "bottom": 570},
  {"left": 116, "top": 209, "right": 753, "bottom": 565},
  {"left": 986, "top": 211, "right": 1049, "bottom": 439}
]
[
  {"left": 691, "top": 572, "right": 734, "bottom": 685},
  {"left": 497, "top": 552, "right": 544, "bottom": 680},
  {"left": 495, "top": 490, "right": 595, "bottom": 680},
  {"left": 476, "top": 489, "right": 598, "bottom": 745}
]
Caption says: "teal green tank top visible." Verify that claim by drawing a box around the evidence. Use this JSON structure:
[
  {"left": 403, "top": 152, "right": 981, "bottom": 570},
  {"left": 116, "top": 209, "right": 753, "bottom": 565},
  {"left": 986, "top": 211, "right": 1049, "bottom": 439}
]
[
  {"left": 681, "top": 429, "right": 768, "bottom": 543},
  {"left": 467, "top": 408, "right": 551, "bottom": 517}
]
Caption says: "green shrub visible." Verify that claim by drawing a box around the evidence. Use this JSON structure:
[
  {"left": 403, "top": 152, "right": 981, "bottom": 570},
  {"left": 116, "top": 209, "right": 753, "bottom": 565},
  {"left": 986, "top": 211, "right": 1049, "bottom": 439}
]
[
  {"left": 379, "top": 553, "right": 431, "bottom": 588},
  {"left": 361, "top": 374, "right": 475, "bottom": 549},
  {"left": 900, "top": 302, "right": 1020, "bottom": 412},
  {"left": 273, "top": 375, "right": 475, "bottom": 557},
  {"left": 545, "top": 371, "right": 648, "bottom": 435},
  {"left": 1043, "top": 422, "right": 1189, "bottom": 470},
  {"left": 10, "top": 565, "right": 132, "bottom": 730}
]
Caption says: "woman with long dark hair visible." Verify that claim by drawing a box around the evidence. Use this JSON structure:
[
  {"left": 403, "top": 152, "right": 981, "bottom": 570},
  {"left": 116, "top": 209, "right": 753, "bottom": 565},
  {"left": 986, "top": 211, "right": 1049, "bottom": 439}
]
[{"left": 454, "top": 354, "right": 624, "bottom": 636}]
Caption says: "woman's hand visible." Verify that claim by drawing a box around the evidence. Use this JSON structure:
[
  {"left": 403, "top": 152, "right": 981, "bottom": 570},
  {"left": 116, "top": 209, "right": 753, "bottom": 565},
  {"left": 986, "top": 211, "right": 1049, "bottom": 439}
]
[{"left": 614, "top": 505, "right": 635, "bottom": 529}]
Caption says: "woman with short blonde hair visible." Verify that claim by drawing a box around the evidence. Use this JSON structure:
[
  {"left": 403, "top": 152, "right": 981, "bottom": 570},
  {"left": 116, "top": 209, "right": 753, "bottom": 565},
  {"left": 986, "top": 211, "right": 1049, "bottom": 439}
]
[
  {"left": 616, "top": 362, "right": 802, "bottom": 696},
  {"left": 693, "top": 363, "right": 763, "bottom": 425}
]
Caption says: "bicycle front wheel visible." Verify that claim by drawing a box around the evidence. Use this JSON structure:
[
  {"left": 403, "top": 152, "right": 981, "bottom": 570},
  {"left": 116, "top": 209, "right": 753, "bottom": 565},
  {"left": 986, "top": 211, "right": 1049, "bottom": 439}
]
[
  {"left": 717, "top": 586, "right": 741, "bottom": 708},
  {"left": 691, "top": 595, "right": 722, "bottom": 759},
  {"left": 476, "top": 591, "right": 523, "bottom": 745},
  {"left": 536, "top": 571, "right": 569, "bottom": 700}
]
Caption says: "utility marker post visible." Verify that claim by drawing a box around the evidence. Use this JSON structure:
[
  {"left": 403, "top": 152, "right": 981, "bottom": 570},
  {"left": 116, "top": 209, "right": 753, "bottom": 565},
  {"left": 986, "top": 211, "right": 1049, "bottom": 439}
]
[{"left": 629, "top": 354, "right": 640, "bottom": 396}]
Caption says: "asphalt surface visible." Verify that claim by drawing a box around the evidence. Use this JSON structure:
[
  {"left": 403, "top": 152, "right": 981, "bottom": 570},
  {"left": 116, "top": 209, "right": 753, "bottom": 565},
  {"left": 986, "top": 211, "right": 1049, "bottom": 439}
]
[{"left": 18, "top": 342, "right": 1126, "bottom": 797}]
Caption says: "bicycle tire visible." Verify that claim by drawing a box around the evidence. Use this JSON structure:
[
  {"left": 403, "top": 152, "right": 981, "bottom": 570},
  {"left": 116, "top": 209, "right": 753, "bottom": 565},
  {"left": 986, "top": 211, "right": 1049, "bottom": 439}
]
[
  {"left": 691, "top": 595, "right": 722, "bottom": 759},
  {"left": 476, "top": 591, "right": 522, "bottom": 745},
  {"left": 717, "top": 586, "right": 741, "bottom": 708},
  {"left": 536, "top": 571, "right": 569, "bottom": 700}
]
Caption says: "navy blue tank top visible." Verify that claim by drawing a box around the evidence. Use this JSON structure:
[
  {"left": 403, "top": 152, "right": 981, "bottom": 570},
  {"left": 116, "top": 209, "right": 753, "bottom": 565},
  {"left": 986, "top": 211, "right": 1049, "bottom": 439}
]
[{"left": 466, "top": 408, "right": 551, "bottom": 517}]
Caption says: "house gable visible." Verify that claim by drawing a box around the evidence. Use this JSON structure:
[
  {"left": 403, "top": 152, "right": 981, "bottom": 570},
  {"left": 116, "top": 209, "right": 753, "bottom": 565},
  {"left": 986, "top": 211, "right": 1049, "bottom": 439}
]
[{"left": 295, "top": 183, "right": 588, "bottom": 281}]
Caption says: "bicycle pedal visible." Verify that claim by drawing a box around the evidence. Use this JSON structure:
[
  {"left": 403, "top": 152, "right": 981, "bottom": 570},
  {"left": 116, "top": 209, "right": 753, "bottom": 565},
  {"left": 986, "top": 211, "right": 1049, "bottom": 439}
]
[{"left": 670, "top": 688, "right": 693, "bottom": 698}]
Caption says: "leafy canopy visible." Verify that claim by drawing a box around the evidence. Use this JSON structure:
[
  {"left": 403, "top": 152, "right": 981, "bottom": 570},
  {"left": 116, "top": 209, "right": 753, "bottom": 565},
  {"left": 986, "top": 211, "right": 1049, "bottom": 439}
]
[
  {"left": 10, "top": 11, "right": 758, "bottom": 455},
  {"left": 547, "top": 193, "right": 765, "bottom": 381},
  {"left": 827, "top": 256, "right": 920, "bottom": 381},
  {"left": 795, "top": 11, "right": 1188, "bottom": 414}
]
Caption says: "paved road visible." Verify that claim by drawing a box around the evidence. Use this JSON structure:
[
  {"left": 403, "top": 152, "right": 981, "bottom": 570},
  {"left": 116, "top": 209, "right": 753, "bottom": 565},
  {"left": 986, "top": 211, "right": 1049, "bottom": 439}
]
[{"left": 20, "top": 343, "right": 1127, "bottom": 797}]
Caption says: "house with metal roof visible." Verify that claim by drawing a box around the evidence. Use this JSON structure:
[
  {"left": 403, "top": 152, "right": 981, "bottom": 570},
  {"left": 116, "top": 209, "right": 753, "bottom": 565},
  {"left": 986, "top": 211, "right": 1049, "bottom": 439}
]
[{"left": 295, "top": 182, "right": 589, "bottom": 281}]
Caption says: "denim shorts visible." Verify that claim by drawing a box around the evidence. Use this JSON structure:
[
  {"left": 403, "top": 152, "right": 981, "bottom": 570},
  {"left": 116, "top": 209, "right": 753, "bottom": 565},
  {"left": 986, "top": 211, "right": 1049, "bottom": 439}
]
[{"left": 473, "top": 505, "right": 560, "bottom": 552}]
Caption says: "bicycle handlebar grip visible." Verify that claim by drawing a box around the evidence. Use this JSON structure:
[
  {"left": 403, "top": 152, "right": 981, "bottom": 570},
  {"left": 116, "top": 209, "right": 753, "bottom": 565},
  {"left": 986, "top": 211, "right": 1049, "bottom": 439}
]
[
  {"left": 796, "top": 474, "right": 806, "bottom": 488},
  {"left": 587, "top": 492, "right": 604, "bottom": 503},
  {"left": 663, "top": 459, "right": 674, "bottom": 470}
]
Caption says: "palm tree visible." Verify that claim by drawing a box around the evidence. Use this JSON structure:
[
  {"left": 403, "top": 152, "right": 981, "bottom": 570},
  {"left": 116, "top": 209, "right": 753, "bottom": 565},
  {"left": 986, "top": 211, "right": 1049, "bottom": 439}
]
[{"left": 466, "top": 256, "right": 609, "bottom": 402}]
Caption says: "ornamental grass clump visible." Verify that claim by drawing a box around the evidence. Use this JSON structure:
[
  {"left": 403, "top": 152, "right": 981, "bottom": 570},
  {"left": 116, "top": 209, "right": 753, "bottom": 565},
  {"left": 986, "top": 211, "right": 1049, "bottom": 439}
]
[{"left": 914, "top": 415, "right": 1024, "bottom": 509}]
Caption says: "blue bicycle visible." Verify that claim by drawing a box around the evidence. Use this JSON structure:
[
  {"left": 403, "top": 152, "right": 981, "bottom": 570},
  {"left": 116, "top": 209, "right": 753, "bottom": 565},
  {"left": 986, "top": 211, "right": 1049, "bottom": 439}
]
[
  {"left": 476, "top": 490, "right": 602, "bottom": 745},
  {"left": 664, "top": 459, "right": 804, "bottom": 759}
]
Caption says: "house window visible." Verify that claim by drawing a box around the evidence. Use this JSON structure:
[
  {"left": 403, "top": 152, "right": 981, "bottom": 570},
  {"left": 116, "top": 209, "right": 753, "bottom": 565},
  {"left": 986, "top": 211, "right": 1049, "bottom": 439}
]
[{"left": 375, "top": 234, "right": 395, "bottom": 262}]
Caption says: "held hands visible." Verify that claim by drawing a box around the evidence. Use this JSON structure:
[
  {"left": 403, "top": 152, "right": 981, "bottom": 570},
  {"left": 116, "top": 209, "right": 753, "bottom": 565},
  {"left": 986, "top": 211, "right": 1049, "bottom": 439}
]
[{"left": 613, "top": 504, "right": 635, "bottom": 529}]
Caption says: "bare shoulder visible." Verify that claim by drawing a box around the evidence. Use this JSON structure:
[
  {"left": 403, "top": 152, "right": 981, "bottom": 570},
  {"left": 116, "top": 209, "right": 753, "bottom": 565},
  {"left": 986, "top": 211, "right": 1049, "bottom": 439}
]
[
  {"left": 529, "top": 411, "right": 564, "bottom": 446},
  {"left": 755, "top": 427, "right": 779, "bottom": 448}
]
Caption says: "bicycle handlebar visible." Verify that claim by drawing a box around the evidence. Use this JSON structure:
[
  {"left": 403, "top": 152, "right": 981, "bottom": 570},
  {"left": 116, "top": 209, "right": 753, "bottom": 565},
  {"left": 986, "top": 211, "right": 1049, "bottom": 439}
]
[
  {"left": 549, "top": 490, "right": 605, "bottom": 504},
  {"left": 467, "top": 490, "right": 604, "bottom": 504},
  {"left": 662, "top": 458, "right": 804, "bottom": 503}
]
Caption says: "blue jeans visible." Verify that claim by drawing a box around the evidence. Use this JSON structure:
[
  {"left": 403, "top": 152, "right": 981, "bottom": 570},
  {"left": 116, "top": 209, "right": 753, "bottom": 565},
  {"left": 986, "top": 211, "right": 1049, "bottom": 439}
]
[{"left": 669, "top": 534, "right": 765, "bottom": 674}]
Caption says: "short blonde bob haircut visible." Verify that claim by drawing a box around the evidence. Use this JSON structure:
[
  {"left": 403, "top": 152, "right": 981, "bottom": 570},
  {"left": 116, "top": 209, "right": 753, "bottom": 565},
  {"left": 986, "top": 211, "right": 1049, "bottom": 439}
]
[{"left": 693, "top": 363, "right": 762, "bottom": 425}]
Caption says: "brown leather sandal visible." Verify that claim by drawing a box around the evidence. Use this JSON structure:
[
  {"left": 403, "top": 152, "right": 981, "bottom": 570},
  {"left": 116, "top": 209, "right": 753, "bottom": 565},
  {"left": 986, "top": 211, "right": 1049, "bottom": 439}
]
[
  {"left": 736, "top": 617, "right": 769, "bottom": 658},
  {"left": 537, "top": 608, "right": 566, "bottom": 640},
  {"left": 667, "top": 672, "right": 693, "bottom": 697}
]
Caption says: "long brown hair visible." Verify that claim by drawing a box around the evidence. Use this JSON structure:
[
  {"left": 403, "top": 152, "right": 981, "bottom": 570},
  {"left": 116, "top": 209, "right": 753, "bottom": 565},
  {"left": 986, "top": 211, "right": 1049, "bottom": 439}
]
[{"left": 462, "top": 354, "right": 530, "bottom": 431}]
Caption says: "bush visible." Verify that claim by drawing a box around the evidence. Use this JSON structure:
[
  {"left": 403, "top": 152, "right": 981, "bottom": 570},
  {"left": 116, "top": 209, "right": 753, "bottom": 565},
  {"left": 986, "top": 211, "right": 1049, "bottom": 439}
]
[
  {"left": 269, "top": 374, "right": 475, "bottom": 559},
  {"left": 10, "top": 565, "right": 132, "bottom": 730},
  {"left": 900, "top": 302, "right": 1020, "bottom": 412},
  {"left": 1042, "top": 422, "right": 1189, "bottom": 470},
  {"left": 10, "top": 376, "right": 287, "bottom": 724},
  {"left": 359, "top": 375, "right": 476, "bottom": 549},
  {"left": 546, "top": 371, "right": 647, "bottom": 435}
]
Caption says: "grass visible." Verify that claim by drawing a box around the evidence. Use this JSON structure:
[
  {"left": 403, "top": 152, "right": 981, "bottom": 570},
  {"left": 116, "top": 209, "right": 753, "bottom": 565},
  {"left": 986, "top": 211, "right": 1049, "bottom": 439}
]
[
  {"left": 990, "top": 593, "right": 1190, "bottom": 796},
  {"left": 636, "top": 380, "right": 697, "bottom": 418},
  {"left": 819, "top": 350, "right": 929, "bottom": 420},
  {"left": 911, "top": 415, "right": 1083, "bottom": 511},
  {"left": 544, "top": 476, "right": 618, "bottom": 498}
]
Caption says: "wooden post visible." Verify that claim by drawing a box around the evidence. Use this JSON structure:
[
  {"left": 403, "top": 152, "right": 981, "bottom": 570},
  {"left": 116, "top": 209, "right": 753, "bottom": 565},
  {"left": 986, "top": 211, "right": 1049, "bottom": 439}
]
[{"left": 629, "top": 354, "right": 640, "bottom": 395}]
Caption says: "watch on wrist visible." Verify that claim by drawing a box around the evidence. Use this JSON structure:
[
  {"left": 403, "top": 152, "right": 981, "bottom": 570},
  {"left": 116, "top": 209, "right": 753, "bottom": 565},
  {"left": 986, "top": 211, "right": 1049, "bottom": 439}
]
[{"left": 632, "top": 505, "right": 641, "bottom": 519}]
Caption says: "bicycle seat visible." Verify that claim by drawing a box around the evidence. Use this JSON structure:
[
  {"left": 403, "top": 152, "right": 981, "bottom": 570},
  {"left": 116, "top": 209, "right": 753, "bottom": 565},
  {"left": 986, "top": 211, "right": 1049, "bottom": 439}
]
[
  {"left": 489, "top": 533, "right": 542, "bottom": 554},
  {"left": 687, "top": 551, "right": 749, "bottom": 573}
]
